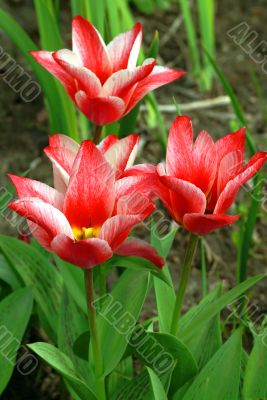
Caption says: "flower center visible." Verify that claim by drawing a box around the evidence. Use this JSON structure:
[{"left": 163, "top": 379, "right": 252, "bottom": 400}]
[{"left": 72, "top": 226, "right": 101, "bottom": 241}]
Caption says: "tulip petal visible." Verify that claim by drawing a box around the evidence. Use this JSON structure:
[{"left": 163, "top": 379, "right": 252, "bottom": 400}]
[
  {"left": 51, "top": 234, "right": 113, "bottom": 269},
  {"left": 8, "top": 174, "right": 64, "bottom": 210},
  {"left": 99, "top": 215, "right": 142, "bottom": 250},
  {"left": 126, "top": 66, "right": 185, "bottom": 112},
  {"left": 208, "top": 128, "right": 246, "bottom": 210},
  {"left": 44, "top": 134, "right": 79, "bottom": 176},
  {"left": 49, "top": 134, "right": 79, "bottom": 154},
  {"left": 75, "top": 91, "right": 125, "bottom": 125},
  {"left": 115, "top": 173, "right": 165, "bottom": 213},
  {"left": 115, "top": 237, "right": 165, "bottom": 268},
  {"left": 45, "top": 134, "right": 79, "bottom": 192},
  {"left": 192, "top": 130, "right": 217, "bottom": 195},
  {"left": 72, "top": 16, "right": 111, "bottom": 83},
  {"left": 64, "top": 141, "right": 115, "bottom": 228},
  {"left": 217, "top": 150, "right": 244, "bottom": 195},
  {"left": 53, "top": 51, "right": 102, "bottom": 97},
  {"left": 52, "top": 49, "right": 82, "bottom": 67},
  {"left": 9, "top": 198, "right": 73, "bottom": 240},
  {"left": 104, "top": 134, "right": 140, "bottom": 178},
  {"left": 166, "top": 116, "right": 193, "bottom": 177},
  {"left": 160, "top": 176, "right": 206, "bottom": 223},
  {"left": 183, "top": 213, "right": 240, "bottom": 235},
  {"left": 98, "top": 135, "right": 119, "bottom": 154},
  {"left": 30, "top": 51, "right": 76, "bottom": 99},
  {"left": 122, "top": 163, "right": 157, "bottom": 177},
  {"left": 103, "top": 60, "right": 156, "bottom": 101},
  {"left": 214, "top": 152, "right": 267, "bottom": 214},
  {"left": 27, "top": 221, "right": 52, "bottom": 250},
  {"left": 215, "top": 127, "right": 246, "bottom": 164},
  {"left": 116, "top": 194, "right": 155, "bottom": 217},
  {"left": 52, "top": 164, "right": 68, "bottom": 193},
  {"left": 115, "top": 174, "right": 158, "bottom": 203},
  {"left": 44, "top": 146, "right": 75, "bottom": 179},
  {"left": 107, "top": 22, "right": 142, "bottom": 71},
  {"left": 208, "top": 150, "right": 244, "bottom": 211}
]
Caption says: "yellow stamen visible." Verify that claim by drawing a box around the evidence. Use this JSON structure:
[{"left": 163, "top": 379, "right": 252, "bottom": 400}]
[{"left": 72, "top": 226, "right": 101, "bottom": 241}]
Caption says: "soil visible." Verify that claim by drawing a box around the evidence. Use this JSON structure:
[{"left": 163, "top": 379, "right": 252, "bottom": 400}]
[{"left": 0, "top": 0, "right": 267, "bottom": 398}]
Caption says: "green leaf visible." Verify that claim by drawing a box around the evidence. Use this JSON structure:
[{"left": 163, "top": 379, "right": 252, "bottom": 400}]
[
  {"left": 132, "top": 332, "right": 197, "bottom": 386},
  {"left": 237, "top": 174, "right": 263, "bottom": 284},
  {"left": 184, "top": 291, "right": 222, "bottom": 369},
  {"left": 28, "top": 342, "right": 96, "bottom": 400},
  {"left": 151, "top": 226, "right": 177, "bottom": 332},
  {"left": 107, "top": 357, "right": 133, "bottom": 398},
  {"left": 58, "top": 287, "right": 90, "bottom": 381},
  {"left": 56, "top": 256, "right": 87, "bottom": 314},
  {"left": 147, "top": 367, "right": 168, "bottom": 400},
  {"left": 147, "top": 31, "right": 160, "bottom": 59},
  {"left": 119, "top": 104, "right": 141, "bottom": 138},
  {"left": 34, "top": 0, "right": 63, "bottom": 50},
  {"left": 110, "top": 370, "right": 151, "bottom": 400},
  {"left": 105, "top": 0, "right": 121, "bottom": 39},
  {"left": 0, "top": 288, "right": 33, "bottom": 393},
  {"left": 179, "top": 274, "right": 265, "bottom": 341},
  {"left": 58, "top": 287, "right": 95, "bottom": 398},
  {"left": 96, "top": 269, "right": 149, "bottom": 376},
  {"left": 197, "top": 0, "right": 215, "bottom": 90},
  {"left": 105, "top": 255, "right": 170, "bottom": 286},
  {"left": 153, "top": 265, "right": 175, "bottom": 333},
  {"left": 243, "top": 330, "right": 267, "bottom": 399},
  {"left": 73, "top": 330, "right": 90, "bottom": 361},
  {"left": 151, "top": 225, "right": 178, "bottom": 259},
  {"left": 0, "top": 254, "right": 21, "bottom": 290},
  {"left": 171, "top": 286, "right": 222, "bottom": 397},
  {"left": 178, "top": 0, "right": 201, "bottom": 79},
  {"left": 180, "top": 328, "right": 243, "bottom": 400},
  {"left": 0, "top": 235, "right": 62, "bottom": 333}
]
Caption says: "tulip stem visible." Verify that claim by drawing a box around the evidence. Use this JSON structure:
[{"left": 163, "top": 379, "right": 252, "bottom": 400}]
[
  {"left": 170, "top": 234, "right": 199, "bottom": 336},
  {"left": 84, "top": 269, "right": 106, "bottom": 400},
  {"left": 93, "top": 125, "right": 103, "bottom": 144}
]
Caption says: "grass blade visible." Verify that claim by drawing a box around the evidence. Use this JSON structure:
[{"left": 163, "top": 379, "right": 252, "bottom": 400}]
[
  {"left": 178, "top": 0, "right": 201, "bottom": 79},
  {"left": 197, "top": 0, "right": 215, "bottom": 90}
]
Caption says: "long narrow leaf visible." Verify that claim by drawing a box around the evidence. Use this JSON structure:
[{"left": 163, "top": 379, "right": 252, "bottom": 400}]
[{"left": 0, "top": 288, "right": 33, "bottom": 394}]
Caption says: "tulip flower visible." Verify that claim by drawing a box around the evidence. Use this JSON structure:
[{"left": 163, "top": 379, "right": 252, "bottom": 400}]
[
  {"left": 31, "top": 16, "right": 184, "bottom": 125},
  {"left": 44, "top": 132, "right": 140, "bottom": 192},
  {"left": 155, "top": 116, "right": 267, "bottom": 235},
  {"left": 8, "top": 140, "right": 164, "bottom": 269}
]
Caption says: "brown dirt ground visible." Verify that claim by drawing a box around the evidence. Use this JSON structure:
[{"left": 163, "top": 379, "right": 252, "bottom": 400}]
[{"left": 0, "top": 0, "right": 267, "bottom": 398}]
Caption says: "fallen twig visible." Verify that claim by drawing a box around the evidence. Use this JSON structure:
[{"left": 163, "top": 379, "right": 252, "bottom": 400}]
[{"left": 141, "top": 95, "right": 231, "bottom": 113}]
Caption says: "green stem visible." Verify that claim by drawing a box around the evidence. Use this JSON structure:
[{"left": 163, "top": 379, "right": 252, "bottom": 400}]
[
  {"left": 93, "top": 125, "right": 103, "bottom": 144},
  {"left": 84, "top": 269, "right": 106, "bottom": 400},
  {"left": 200, "top": 238, "right": 208, "bottom": 298},
  {"left": 170, "top": 234, "right": 199, "bottom": 336}
]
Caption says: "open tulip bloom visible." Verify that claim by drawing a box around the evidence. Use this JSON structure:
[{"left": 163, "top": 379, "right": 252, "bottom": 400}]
[
  {"left": 8, "top": 137, "right": 164, "bottom": 269},
  {"left": 155, "top": 116, "right": 267, "bottom": 235},
  {"left": 31, "top": 16, "right": 184, "bottom": 126}
]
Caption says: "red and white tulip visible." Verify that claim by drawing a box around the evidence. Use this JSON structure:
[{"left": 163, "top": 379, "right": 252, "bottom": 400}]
[
  {"left": 31, "top": 16, "right": 184, "bottom": 125},
  {"left": 9, "top": 139, "right": 164, "bottom": 269},
  {"left": 154, "top": 116, "right": 267, "bottom": 235}
]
